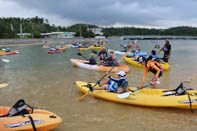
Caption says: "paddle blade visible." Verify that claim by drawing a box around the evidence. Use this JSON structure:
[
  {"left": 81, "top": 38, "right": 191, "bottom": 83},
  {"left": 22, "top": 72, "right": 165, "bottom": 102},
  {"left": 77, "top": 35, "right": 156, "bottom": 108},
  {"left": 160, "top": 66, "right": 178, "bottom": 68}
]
[
  {"left": 0, "top": 83, "right": 8, "bottom": 88},
  {"left": 116, "top": 92, "right": 131, "bottom": 99},
  {"left": 92, "top": 50, "right": 97, "bottom": 54},
  {"left": 2, "top": 59, "right": 10, "bottom": 63}
]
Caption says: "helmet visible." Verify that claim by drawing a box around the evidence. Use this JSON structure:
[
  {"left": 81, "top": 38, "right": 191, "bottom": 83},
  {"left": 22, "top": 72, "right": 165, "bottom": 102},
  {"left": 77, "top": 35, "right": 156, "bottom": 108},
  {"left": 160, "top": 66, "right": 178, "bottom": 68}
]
[{"left": 116, "top": 71, "right": 126, "bottom": 77}]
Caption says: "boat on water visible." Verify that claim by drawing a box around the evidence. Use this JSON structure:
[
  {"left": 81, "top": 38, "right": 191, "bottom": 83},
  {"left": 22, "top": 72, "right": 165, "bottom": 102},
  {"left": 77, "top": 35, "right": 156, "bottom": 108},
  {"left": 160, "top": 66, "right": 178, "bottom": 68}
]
[
  {"left": 76, "top": 81, "right": 197, "bottom": 109},
  {"left": 70, "top": 59, "right": 130, "bottom": 73},
  {"left": 0, "top": 50, "right": 19, "bottom": 56},
  {"left": 0, "top": 99, "right": 62, "bottom": 131},
  {"left": 124, "top": 56, "right": 170, "bottom": 71}
]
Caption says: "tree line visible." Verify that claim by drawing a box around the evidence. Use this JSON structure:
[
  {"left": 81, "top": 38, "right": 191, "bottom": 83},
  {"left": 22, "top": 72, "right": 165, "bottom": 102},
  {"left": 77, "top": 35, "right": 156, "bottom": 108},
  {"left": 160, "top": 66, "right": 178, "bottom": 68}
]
[{"left": 1, "top": 16, "right": 197, "bottom": 38}]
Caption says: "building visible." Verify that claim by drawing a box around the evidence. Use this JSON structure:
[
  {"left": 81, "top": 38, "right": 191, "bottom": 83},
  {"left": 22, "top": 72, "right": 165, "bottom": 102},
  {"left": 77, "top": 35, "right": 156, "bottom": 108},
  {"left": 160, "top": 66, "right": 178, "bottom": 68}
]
[
  {"left": 17, "top": 33, "right": 31, "bottom": 38},
  {"left": 87, "top": 28, "right": 103, "bottom": 35},
  {"left": 40, "top": 32, "right": 76, "bottom": 38}
]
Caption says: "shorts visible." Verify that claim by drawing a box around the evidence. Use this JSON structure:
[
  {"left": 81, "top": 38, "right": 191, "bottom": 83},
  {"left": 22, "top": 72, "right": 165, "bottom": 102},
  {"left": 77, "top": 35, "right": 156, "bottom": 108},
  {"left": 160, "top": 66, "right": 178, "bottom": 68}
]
[{"left": 104, "top": 86, "right": 117, "bottom": 92}]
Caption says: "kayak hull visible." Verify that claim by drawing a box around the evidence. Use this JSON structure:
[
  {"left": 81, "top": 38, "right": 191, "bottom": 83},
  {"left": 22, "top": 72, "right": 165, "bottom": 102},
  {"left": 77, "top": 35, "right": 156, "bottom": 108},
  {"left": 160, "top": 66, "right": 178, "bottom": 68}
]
[
  {"left": 0, "top": 107, "right": 62, "bottom": 131},
  {"left": 70, "top": 59, "right": 129, "bottom": 73},
  {"left": 48, "top": 49, "right": 65, "bottom": 54},
  {"left": 76, "top": 81, "right": 197, "bottom": 109},
  {"left": 124, "top": 56, "right": 170, "bottom": 71},
  {"left": 0, "top": 51, "right": 19, "bottom": 56}
]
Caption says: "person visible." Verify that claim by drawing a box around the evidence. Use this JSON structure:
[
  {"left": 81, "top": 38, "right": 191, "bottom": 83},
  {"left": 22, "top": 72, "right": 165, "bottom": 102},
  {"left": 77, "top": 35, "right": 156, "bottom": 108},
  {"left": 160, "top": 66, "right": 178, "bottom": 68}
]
[
  {"left": 5, "top": 48, "right": 10, "bottom": 52},
  {"left": 98, "top": 47, "right": 108, "bottom": 60},
  {"left": 157, "top": 40, "right": 171, "bottom": 62},
  {"left": 139, "top": 56, "right": 163, "bottom": 88},
  {"left": 85, "top": 54, "right": 97, "bottom": 65},
  {"left": 102, "top": 50, "right": 117, "bottom": 66},
  {"left": 148, "top": 50, "right": 158, "bottom": 61},
  {"left": 92, "top": 71, "right": 128, "bottom": 93},
  {"left": 50, "top": 46, "right": 56, "bottom": 51}
]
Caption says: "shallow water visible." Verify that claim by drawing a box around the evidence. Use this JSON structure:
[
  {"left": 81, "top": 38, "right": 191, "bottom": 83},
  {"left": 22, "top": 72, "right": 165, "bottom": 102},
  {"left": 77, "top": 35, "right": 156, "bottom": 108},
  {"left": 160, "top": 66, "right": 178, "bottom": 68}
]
[{"left": 0, "top": 39, "right": 197, "bottom": 131}]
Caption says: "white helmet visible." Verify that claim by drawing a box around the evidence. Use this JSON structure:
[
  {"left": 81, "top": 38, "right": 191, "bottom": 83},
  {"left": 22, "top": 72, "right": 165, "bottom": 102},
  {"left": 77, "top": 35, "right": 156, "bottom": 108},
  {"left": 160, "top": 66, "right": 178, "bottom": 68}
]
[{"left": 116, "top": 71, "right": 126, "bottom": 77}]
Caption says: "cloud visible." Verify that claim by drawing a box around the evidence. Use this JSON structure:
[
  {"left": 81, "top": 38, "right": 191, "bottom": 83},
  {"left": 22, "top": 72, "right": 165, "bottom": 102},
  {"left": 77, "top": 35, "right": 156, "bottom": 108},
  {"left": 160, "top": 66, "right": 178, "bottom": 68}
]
[{"left": 2, "top": 0, "right": 197, "bottom": 28}]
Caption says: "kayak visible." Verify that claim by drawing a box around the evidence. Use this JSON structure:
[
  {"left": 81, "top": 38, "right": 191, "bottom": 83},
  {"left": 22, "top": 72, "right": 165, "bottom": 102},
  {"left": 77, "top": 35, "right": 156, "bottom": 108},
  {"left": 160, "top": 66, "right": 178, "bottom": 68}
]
[
  {"left": 90, "top": 46, "right": 102, "bottom": 50},
  {"left": 76, "top": 81, "right": 197, "bottom": 109},
  {"left": 76, "top": 47, "right": 91, "bottom": 51},
  {"left": 0, "top": 106, "right": 62, "bottom": 130},
  {"left": 124, "top": 56, "right": 169, "bottom": 71},
  {"left": 0, "top": 50, "right": 19, "bottom": 56},
  {"left": 48, "top": 49, "right": 65, "bottom": 54},
  {"left": 0, "top": 83, "right": 8, "bottom": 88},
  {"left": 108, "top": 49, "right": 147, "bottom": 57},
  {"left": 70, "top": 59, "right": 130, "bottom": 73}
]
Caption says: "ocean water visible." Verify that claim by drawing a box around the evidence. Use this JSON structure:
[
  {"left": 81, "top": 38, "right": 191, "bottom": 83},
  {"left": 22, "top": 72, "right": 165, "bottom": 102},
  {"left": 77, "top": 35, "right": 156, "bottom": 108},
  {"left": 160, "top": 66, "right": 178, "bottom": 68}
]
[{"left": 0, "top": 39, "right": 197, "bottom": 131}]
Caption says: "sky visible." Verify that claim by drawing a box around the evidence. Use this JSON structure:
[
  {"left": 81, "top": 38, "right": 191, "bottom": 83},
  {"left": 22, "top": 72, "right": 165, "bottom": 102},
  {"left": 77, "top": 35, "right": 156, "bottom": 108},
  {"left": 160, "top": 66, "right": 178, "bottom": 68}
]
[{"left": 0, "top": 0, "right": 197, "bottom": 29}]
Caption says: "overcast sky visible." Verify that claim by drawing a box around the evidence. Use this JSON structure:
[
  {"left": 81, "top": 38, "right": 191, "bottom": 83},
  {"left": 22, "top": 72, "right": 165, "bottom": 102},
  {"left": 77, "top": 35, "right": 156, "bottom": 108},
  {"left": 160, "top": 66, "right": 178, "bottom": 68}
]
[{"left": 1, "top": 0, "right": 197, "bottom": 28}]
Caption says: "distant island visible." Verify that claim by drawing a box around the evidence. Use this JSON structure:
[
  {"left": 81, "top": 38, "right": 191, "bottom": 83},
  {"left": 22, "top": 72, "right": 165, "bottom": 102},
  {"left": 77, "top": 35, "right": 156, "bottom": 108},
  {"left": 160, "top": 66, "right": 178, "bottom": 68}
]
[{"left": 1, "top": 16, "right": 197, "bottom": 39}]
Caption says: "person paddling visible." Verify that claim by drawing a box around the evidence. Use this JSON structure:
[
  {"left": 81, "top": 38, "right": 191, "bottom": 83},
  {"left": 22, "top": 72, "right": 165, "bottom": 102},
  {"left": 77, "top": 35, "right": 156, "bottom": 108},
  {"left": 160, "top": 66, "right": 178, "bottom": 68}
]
[
  {"left": 139, "top": 56, "right": 163, "bottom": 88},
  {"left": 92, "top": 71, "right": 128, "bottom": 93},
  {"left": 100, "top": 50, "right": 117, "bottom": 66}
]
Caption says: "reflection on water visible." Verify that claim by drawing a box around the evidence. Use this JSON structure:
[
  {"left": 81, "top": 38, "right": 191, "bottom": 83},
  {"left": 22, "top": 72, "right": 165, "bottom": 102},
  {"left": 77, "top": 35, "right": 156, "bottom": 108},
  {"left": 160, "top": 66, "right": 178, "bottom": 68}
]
[{"left": 0, "top": 40, "right": 197, "bottom": 131}]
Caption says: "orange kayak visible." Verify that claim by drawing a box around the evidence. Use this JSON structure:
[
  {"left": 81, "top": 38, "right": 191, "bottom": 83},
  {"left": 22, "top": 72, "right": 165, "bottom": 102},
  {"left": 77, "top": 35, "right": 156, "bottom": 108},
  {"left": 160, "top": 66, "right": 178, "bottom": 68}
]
[
  {"left": 0, "top": 50, "right": 19, "bottom": 56},
  {"left": 0, "top": 106, "right": 62, "bottom": 131},
  {"left": 48, "top": 49, "right": 65, "bottom": 54},
  {"left": 70, "top": 59, "right": 130, "bottom": 73}
]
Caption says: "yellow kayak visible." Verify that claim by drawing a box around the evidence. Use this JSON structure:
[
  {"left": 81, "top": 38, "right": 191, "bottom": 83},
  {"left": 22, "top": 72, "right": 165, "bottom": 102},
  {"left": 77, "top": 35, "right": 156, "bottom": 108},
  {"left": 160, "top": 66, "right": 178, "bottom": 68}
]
[
  {"left": 124, "top": 56, "right": 169, "bottom": 71},
  {"left": 90, "top": 46, "right": 102, "bottom": 50},
  {"left": 71, "top": 59, "right": 130, "bottom": 73},
  {"left": 76, "top": 47, "right": 91, "bottom": 51},
  {"left": 76, "top": 81, "right": 197, "bottom": 109}
]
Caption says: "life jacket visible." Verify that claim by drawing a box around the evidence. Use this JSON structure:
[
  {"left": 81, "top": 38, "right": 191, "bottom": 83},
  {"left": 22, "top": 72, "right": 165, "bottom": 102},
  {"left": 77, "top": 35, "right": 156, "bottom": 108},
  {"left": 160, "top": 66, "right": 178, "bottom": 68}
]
[
  {"left": 146, "top": 60, "right": 163, "bottom": 77},
  {"left": 150, "top": 54, "right": 157, "bottom": 60}
]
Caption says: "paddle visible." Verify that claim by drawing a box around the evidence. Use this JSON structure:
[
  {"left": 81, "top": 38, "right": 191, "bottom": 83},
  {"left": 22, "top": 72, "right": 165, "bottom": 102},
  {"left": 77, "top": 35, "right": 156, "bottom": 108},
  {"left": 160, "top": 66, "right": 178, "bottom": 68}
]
[
  {"left": 77, "top": 49, "right": 131, "bottom": 101},
  {"left": 77, "top": 52, "right": 88, "bottom": 60},
  {"left": 0, "top": 83, "right": 8, "bottom": 88},
  {"left": 92, "top": 50, "right": 98, "bottom": 54},
  {"left": 116, "top": 83, "right": 152, "bottom": 99}
]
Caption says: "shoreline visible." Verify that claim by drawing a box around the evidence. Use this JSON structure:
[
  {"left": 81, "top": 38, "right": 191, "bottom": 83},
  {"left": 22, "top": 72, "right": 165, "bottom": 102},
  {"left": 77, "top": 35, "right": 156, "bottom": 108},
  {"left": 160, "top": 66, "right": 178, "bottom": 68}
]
[{"left": 0, "top": 38, "right": 109, "bottom": 47}]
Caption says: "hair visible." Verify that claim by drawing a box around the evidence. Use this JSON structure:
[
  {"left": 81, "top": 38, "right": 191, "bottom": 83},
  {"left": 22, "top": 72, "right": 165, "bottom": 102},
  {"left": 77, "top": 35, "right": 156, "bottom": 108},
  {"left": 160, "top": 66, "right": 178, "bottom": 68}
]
[
  {"left": 165, "top": 40, "right": 169, "bottom": 45},
  {"left": 151, "top": 50, "right": 156, "bottom": 55}
]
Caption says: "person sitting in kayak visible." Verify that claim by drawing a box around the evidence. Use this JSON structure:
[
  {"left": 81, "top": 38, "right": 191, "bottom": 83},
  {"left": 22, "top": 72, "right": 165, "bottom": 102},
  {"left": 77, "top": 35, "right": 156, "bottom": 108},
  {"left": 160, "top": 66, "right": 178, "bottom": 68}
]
[
  {"left": 85, "top": 53, "right": 97, "bottom": 65},
  {"left": 5, "top": 48, "right": 10, "bottom": 52},
  {"left": 92, "top": 71, "right": 128, "bottom": 93},
  {"left": 98, "top": 47, "right": 108, "bottom": 60},
  {"left": 139, "top": 56, "right": 163, "bottom": 88},
  {"left": 102, "top": 50, "right": 117, "bottom": 66},
  {"left": 147, "top": 50, "right": 158, "bottom": 60}
]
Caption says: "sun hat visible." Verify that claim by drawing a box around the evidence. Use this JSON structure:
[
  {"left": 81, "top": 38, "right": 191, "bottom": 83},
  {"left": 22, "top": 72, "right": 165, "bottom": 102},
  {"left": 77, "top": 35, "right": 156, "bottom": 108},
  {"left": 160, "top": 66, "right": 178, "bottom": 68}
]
[{"left": 116, "top": 71, "right": 126, "bottom": 77}]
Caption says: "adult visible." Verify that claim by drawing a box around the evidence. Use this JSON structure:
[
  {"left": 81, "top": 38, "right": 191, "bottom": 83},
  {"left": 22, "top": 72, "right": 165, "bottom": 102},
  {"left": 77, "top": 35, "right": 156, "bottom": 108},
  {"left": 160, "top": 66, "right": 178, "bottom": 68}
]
[
  {"left": 157, "top": 40, "right": 171, "bottom": 62},
  {"left": 98, "top": 47, "right": 108, "bottom": 60}
]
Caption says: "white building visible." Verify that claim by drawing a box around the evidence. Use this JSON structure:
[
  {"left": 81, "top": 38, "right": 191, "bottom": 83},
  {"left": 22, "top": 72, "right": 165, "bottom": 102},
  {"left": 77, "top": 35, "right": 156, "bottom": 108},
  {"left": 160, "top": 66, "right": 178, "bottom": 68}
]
[
  {"left": 41, "top": 32, "right": 76, "bottom": 38},
  {"left": 87, "top": 28, "right": 103, "bottom": 35},
  {"left": 17, "top": 33, "right": 31, "bottom": 38}
]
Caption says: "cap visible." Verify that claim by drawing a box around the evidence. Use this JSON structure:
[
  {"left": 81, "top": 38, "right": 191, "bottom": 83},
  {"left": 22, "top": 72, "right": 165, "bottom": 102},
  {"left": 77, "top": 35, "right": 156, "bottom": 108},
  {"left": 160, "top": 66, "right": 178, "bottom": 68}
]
[
  {"left": 116, "top": 71, "right": 126, "bottom": 77},
  {"left": 138, "top": 56, "right": 146, "bottom": 64}
]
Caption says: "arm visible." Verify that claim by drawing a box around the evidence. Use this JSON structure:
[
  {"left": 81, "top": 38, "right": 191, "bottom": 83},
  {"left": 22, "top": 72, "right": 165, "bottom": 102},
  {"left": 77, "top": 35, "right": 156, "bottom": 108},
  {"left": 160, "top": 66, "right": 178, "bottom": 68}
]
[{"left": 157, "top": 46, "right": 164, "bottom": 54}]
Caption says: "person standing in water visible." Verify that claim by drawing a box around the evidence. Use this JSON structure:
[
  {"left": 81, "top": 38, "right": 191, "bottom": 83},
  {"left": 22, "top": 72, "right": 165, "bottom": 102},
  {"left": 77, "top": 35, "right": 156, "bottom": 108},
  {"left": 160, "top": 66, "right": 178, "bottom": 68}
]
[{"left": 157, "top": 40, "right": 171, "bottom": 63}]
